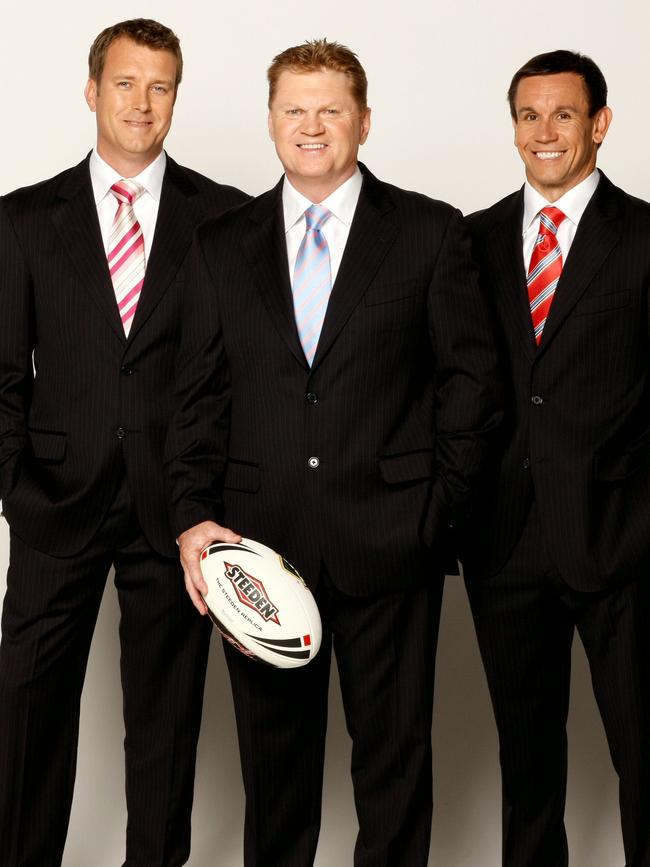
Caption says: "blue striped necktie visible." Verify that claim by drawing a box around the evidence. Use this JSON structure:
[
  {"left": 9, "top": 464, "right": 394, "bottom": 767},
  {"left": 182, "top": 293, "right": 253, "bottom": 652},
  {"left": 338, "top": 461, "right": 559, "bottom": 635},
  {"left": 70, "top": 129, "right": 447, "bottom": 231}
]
[{"left": 292, "top": 204, "right": 333, "bottom": 365}]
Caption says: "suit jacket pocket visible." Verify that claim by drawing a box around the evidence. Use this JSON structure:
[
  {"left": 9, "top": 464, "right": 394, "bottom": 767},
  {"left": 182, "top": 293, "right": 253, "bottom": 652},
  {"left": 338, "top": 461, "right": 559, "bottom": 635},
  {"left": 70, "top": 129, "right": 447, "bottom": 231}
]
[
  {"left": 28, "top": 429, "right": 66, "bottom": 463},
  {"left": 379, "top": 450, "right": 434, "bottom": 485},
  {"left": 595, "top": 430, "right": 650, "bottom": 481},
  {"left": 364, "top": 278, "right": 421, "bottom": 306},
  {"left": 574, "top": 289, "right": 629, "bottom": 316},
  {"left": 223, "top": 459, "right": 260, "bottom": 493}
]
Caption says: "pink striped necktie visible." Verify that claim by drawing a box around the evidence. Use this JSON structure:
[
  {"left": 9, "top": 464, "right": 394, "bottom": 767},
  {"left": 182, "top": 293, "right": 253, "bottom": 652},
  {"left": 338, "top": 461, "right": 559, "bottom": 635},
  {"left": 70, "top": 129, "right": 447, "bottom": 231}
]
[
  {"left": 292, "top": 204, "right": 333, "bottom": 366},
  {"left": 108, "top": 179, "right": 146, "bottom": 336},
  {"left": 527, "top": 206, "right": 567, "bottom": 345}
]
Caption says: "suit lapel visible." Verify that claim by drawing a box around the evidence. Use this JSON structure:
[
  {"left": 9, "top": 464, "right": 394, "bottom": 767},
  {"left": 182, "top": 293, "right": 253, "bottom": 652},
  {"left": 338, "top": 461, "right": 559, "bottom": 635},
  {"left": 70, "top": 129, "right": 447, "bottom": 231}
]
[
  {"left": 312, "top": 167, "right": 397, "bottom": 367},
  {"left": 127, "top": 156, "right": 199, "bottom": 342},
  {"left": 51, "top": 156, "right": 125, "bottom": 343},
  {"left": 241, "top": 180, "right": 308, "bottom": 368},
  {"left": 482, "top": 189, "right": 537, "bottom": 364},
  {"left": 537, "top": 173, "right": 622, "bottom": 354},
  {"left": 241, "top": 168, "right": 398, "bottom": 369}
]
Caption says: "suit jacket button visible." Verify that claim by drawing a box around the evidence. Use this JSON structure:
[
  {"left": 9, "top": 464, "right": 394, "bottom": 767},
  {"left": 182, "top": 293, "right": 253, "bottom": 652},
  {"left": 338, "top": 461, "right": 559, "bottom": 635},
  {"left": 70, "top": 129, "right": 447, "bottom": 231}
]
[
  {"left": 308, "top": 456, "right": 320, "bottom": 469},
  {"left": 121, "top": 364, "right": 134, "bottom": 376},
  {"left": 116, "top": 427, "right": 126, "bottom": 439},
  {"left": 522, "top": 457, "right": 531, "bottom": 469},
  {"left": 531, "top": 395, "right": 544, "bottom": 405},
  {"left": 306, "top": 392, "right": 318, "bottom": 404}
]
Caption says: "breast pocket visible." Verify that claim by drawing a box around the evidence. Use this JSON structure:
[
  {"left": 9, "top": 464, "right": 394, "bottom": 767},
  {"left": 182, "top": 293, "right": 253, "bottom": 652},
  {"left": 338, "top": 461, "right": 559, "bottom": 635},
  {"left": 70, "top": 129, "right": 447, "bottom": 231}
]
[
  {"left": 574, "top": 289, "right": 630, "bottom": 316},
  {"left": 364, "top": 279, "right": 421, "bottom": 332}
]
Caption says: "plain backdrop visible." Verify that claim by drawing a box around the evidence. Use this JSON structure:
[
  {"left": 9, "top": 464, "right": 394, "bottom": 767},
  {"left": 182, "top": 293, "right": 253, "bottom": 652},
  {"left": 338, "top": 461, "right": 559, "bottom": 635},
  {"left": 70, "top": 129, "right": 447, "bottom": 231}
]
[{"left": 1, "top": 0, "right": 649, "bottom": 864}]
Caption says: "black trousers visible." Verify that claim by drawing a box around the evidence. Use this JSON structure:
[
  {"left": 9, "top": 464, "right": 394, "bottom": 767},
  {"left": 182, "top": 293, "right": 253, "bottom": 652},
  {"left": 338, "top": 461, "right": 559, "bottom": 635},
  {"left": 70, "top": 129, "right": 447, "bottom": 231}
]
[
  {"left": 0, "top": 477, "right": 211, "bottom": 867},
  {"left": 465, "top": 505, "right": 650, "bottom": 867},
  {"left": 224, "top": 565, "right": 444, "bottom": 867}
]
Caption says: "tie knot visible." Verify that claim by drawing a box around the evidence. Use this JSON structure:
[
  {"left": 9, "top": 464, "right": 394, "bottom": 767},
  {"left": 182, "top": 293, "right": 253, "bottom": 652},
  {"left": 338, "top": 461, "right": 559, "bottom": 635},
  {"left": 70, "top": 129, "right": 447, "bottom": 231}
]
[
  {"left": 539, "top": 206, "right": 566, "bottom": 236},
  {"left": 304, "top": 204, "right": 332, "bottom": 232},
  {"left": 111, "top": 179, "right": 145, "bottom": 206}
]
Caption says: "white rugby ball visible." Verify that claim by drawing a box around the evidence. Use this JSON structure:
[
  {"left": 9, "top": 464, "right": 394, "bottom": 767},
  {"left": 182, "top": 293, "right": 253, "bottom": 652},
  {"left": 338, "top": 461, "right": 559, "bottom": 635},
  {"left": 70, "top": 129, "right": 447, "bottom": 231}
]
[{"left": 200, "top": 538, "right": 322, "bottom": 668}]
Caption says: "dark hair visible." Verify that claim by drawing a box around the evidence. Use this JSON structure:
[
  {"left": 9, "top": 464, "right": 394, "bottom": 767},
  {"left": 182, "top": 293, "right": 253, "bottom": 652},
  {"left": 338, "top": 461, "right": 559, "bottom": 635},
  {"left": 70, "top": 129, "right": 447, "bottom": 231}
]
[
  {"left": 268, "top": 38, "right": 368, "bottom": 109},
  {"left": 88, "top": 19, "right": 182, "bottom": 88},
  {"left": 508, "top": 50, "right": 607, "bottom": 118}
]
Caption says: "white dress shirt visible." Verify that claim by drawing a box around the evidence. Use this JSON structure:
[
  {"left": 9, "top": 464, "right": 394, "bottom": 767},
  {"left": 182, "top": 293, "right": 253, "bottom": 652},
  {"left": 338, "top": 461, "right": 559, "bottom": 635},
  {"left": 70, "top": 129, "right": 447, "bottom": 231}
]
[
  {"left": 522, "top": 169, "right": 600, "bottom": 270},
  {"left": 283, "top": 167, "right": 363, "bottom": 286},
  {"left": 89, "top": 149, "right": 166, "bottom": 264}
]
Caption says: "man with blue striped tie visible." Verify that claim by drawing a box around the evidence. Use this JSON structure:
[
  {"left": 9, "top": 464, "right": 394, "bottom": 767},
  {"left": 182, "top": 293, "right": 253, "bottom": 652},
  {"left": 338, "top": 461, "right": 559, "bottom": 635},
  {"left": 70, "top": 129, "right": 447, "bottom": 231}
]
[{"left": 169, "top": 38, "right": 502, "bottom": 867}]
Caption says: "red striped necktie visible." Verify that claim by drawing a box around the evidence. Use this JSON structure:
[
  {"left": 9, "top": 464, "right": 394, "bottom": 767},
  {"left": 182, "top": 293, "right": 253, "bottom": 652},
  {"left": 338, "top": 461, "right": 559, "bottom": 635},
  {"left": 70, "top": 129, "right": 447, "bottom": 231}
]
[
  {"left": 108, "top": 180, "right": 146, "bottom": 336},
  {"left": 527, "top": 206, "right": 567, "bottom": 345}
]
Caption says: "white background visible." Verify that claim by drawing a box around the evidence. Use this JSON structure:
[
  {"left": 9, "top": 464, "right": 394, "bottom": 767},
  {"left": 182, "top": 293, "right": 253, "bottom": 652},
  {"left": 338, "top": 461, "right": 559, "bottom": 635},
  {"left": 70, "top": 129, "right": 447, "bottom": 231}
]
[{"left": 1, "top": 0, "right": 649, "bottom": 864}]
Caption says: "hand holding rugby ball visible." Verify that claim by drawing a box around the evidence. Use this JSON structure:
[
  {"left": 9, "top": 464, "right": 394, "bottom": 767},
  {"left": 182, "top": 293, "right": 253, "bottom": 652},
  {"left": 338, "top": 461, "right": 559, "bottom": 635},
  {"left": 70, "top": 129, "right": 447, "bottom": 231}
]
[{"left": 200, "top": 538, "right": 322, "bottom": 668}]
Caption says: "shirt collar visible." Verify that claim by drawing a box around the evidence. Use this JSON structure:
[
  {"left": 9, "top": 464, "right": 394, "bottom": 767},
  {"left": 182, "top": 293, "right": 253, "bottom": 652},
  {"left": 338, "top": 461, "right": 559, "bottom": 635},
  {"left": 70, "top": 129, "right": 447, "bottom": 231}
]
[
  {"left": 522, "top": 168, "right": 600, "bottom": 235},
  {"left": 282, "top": 167, "right": 363, "bottom": 234},
  {"left": 89, "top": 149, "right": 167, "bottom": 205}
]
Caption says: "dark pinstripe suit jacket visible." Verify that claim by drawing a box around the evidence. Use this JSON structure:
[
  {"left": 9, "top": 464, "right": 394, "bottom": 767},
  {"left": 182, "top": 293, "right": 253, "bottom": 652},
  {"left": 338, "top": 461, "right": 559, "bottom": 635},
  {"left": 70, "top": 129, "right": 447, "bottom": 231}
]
[
  {"left": 463, "top": 173, "right": 650, "bottom": 591},
  {"left": 166, "top": 165, "right": 502, "bottom": 595},
  {"left": 0, "top": 154, "right": 247, "bottom": 557}
]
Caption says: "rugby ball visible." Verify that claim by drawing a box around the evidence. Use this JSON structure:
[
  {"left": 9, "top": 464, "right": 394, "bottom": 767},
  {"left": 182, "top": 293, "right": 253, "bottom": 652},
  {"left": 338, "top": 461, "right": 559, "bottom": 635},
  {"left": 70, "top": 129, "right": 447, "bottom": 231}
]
[{"left": 200, "top": 538, "right": 321, "bottom": 668}]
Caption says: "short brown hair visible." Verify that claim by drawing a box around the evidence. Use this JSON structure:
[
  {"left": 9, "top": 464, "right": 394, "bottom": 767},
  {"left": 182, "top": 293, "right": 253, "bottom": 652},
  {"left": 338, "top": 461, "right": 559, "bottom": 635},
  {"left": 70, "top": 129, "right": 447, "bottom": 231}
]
[
  {"left": 88, "top": 18, "right": 183, "bottom": 88},
  {"left": 508, "top": 50, "right": 607, "bottom": 119},
  {"left": 267, "top": 39, "right": 368, "bottom": 109}
]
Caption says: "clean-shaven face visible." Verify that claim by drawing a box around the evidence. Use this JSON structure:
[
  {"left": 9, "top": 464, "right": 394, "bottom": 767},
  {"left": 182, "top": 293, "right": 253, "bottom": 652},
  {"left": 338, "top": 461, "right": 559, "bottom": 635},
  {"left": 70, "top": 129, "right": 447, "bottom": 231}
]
[
  {"left": 85, "top": 36, "right": 177, "bottom": 175},
  {"left": 268, "top": 68, "right": 371, "bottom": 201},
  {"left": 512, "top": 71, "right": 612, "bottom": 201}
]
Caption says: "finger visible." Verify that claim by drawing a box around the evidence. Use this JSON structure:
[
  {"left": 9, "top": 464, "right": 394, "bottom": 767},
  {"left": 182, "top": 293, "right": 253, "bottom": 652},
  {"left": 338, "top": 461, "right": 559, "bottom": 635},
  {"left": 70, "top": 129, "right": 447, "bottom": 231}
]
[
  {"left": 184, "top": 570, "right": 208, "bottom": 615},
  {"left": 187, "top": 559, "right": 209, "bottom": 597}
]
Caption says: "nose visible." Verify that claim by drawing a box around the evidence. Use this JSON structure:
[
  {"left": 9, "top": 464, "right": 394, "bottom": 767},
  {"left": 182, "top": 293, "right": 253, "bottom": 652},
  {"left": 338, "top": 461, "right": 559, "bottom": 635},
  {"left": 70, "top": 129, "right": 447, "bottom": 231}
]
[
  {"left": 132, "top": 86, "right": 152, "bottom": 112},
  {"left": 535, "top": 117, "right": 558, "bottom": 143},
  {"left": 300, "top": 109, "right": 325, "bottom": 136}
]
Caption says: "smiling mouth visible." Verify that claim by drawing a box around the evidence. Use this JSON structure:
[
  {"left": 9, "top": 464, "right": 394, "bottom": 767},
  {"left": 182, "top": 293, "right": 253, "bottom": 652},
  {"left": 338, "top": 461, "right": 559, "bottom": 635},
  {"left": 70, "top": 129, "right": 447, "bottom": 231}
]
[
  {"left": 297, "top": 143, "right": 327, "bottom": 150},
  {"left": 534, "top": 151, "right": 565, "bottom": 160}
]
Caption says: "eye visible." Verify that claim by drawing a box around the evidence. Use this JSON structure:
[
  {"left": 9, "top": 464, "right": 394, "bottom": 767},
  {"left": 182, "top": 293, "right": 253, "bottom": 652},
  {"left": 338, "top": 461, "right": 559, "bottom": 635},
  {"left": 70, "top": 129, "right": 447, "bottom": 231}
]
[
  {"left": 285, "top": 108, "right": 303, "bottom": 117},
  {"left": 557, "top": 112, "right": 571, "bottom": 121},
  {"left": 151, "top": 84, "right": 169, "bottom": 95},
  {"left": 523, "top": 113, "right": 538, "bottom": 121},
  {"left": 322, "top": 108, "right": 339, "bottom": 116},
  {"left": 117, "top": 81, "right": 132, "bottom": 89}
]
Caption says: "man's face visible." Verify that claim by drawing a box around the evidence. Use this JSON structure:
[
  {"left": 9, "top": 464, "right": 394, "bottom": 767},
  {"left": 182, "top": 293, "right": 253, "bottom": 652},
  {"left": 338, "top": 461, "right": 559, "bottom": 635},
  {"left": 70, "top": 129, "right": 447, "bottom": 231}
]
[
  {"left": 268, "top": 68, "right": 371, "bottom": 201},
  {"left": 85, "top": 36, "right": 177, "bottom": 174},
  {"left": 512, "top": 72, "right": 612, "bottom": 201}
]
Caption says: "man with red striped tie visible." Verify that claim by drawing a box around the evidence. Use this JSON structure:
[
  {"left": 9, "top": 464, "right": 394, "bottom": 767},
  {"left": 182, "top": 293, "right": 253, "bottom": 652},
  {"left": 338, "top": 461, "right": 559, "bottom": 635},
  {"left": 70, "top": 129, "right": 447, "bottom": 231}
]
[
  {"left": 462, "top": 50, "right": 650, "bottom": 867},
  {"left": 0, "top": 18, "right": 246, "bottom": 866}
]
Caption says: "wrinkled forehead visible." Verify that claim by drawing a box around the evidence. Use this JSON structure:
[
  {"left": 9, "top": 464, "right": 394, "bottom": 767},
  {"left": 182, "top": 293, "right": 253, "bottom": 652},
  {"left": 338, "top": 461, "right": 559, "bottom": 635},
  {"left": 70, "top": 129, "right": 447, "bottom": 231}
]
[
  {"left": 271, "top": 68, "right": 361, "bottom": 108},
  {"left": 513, "top": 72, "right": 590, "bottom": 114}
]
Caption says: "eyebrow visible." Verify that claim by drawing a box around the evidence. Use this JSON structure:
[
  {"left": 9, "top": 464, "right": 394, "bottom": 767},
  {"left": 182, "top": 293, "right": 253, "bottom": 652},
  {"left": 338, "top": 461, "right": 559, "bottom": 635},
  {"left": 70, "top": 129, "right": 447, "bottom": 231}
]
[
  {"left": 110, "top": 73, "right": 175, "bottom": 85},
  {"left": 517, "top": 104, "right": 579, "bottom": 116}
]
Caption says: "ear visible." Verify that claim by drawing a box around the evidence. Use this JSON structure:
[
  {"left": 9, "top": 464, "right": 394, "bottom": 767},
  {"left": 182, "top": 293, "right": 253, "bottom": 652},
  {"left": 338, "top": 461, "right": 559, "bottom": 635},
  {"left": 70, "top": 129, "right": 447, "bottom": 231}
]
[
  {"left": 511, "top": 114, "right": 518, "bottom": 146},
  {"left": 592, "top": 105, "right": 613, "bottom": 145},
  {"left": 267, "top": 111, "right": 275, "bottom": 142},
  {"left": 84, "top": 78, "right": 98, "bottom": 112},
  {"left": 359, "top": 107, "right": 372, "bottom": 145}
]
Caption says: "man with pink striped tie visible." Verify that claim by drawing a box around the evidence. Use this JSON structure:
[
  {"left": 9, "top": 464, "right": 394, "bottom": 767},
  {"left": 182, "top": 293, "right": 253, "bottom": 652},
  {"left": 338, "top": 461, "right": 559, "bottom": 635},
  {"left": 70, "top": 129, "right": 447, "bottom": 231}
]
[
  {"left": 462, "top": 51, "right": 650, "bottom": 867},
  {"left": 0, "top": 18, "right": 247, "bottom": 867}
]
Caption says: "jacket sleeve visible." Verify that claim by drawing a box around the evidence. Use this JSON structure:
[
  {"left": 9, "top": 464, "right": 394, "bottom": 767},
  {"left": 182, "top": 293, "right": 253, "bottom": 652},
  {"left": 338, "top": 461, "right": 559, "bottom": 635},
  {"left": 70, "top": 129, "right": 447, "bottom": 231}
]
[
  {"left": 426, "top": 208, "right": 504, "bottom": 528},
  {"left": 0, "top": 198, "right": 33, "bottom": 502},
  {"left": 164, "top": 225, "right": 230, "bottom": 537}
]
